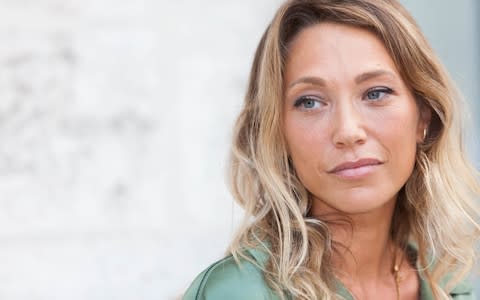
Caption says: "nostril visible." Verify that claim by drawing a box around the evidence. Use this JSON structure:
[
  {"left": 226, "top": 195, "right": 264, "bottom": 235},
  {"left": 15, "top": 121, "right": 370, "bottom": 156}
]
[{"left": 332, "top": 126, "right": 367, "bottom": 147}]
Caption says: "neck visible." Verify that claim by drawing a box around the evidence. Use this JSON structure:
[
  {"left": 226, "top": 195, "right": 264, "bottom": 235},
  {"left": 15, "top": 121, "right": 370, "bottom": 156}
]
[{"left": 312, "top": 198, "right": 398, "bottom": 284}]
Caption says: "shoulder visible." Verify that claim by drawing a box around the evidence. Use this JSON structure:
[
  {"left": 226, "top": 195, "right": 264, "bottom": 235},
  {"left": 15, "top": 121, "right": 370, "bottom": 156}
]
[
  {"left": 420, "top": 273, "right": 476, "bottom": 299},
  {"left": 449, "top": 280, "right": 475, "bottom": 300},
  {"left": 183, "top": 250, "right": 279, "bottom": 300},
  {"left": 408, "top": 244, "right": 476, "bottom": 299}
]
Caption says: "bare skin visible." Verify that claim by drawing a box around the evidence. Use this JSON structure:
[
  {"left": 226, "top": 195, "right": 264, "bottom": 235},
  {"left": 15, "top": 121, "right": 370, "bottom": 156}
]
[
  {"left": 316, "top": 200, "right": 419, "bottom": 299},
  {"left": 283, "top": 22, "right": 429, "bottom": 299}
]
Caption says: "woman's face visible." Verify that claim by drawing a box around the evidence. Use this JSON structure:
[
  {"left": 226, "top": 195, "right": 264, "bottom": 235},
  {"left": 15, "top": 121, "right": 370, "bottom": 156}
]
[{"left": 283, "top": 22, "right": 428, "bottom": 214}]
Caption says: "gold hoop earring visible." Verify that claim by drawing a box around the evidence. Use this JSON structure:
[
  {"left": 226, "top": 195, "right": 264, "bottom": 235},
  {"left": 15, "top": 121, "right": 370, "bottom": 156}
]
[{"left": 423, "top": 128, "right": 428, "bottom": 141}]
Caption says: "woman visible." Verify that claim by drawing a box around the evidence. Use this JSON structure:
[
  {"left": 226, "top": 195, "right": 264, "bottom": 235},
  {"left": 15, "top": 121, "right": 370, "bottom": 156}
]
[{"left": 184, "top": 0, "right": 479, "bottom": 299}]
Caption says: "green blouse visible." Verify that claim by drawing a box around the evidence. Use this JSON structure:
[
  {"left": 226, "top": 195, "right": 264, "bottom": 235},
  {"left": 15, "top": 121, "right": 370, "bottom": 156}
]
[{"left": 183, "top": 247, "right": 474, "bottom": 300}]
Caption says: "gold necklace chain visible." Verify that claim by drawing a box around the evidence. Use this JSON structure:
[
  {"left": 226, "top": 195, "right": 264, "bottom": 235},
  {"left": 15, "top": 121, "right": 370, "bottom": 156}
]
[
  {"left": 393, "top": 263, "right": 401, "bottom": 300},
  {"left": 392, "top": 246, "right": 405, "bottom": 300},
  {"left": 347, "top": 245, "right": 405, "bottom": 300}
]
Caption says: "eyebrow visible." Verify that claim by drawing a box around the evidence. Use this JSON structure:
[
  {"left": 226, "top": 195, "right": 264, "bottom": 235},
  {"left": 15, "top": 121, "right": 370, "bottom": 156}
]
[{"left": 287, "top": 69, "right": 397, "bottom": 90}]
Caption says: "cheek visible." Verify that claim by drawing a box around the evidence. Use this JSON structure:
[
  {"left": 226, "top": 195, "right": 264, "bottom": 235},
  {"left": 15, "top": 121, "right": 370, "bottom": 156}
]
[
  {"left": 379, "top": 108, "right": 419, "bottom": 177},
  {"left": 385, "top": 126, "right": 417, "bottom": 165},
  {"left": 382, "top": 116, "right": 419, "bottom": 147},
  {"left": 285, "top": 116, "right": 322, "bottom": 158},
  {"left": 284, "top": 117, "right": 330, "bottom": 181}
]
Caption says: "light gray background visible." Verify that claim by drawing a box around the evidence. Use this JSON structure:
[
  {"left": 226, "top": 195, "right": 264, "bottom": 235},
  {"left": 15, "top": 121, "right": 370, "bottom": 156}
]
[{"left": 0, "top": 1, "right": 477, "bottom": 299}]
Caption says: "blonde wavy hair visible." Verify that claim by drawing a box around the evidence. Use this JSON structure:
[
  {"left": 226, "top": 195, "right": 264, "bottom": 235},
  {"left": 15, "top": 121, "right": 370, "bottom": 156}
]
[{"left": 227, "top": 0, "right": 480, "bottom": 299}]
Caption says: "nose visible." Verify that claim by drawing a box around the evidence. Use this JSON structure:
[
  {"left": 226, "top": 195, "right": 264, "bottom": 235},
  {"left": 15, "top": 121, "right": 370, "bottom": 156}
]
[{"left": 332, "top": 101, "right": 367, "bottom": 148}]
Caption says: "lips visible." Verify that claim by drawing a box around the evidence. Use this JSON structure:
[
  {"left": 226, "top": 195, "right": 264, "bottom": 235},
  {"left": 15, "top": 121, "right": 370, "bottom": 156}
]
[{"left": 328, "top": 158, "right": 382, "bottom": 175}]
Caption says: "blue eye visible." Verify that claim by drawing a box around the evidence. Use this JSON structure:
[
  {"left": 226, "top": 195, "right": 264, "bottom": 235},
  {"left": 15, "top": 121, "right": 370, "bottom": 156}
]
[
  {"left": 365, "top": 87, "right": 393, "bottom": 101},
  {"left": 294, "top": 96, "right": 323, "bottom": 110}
]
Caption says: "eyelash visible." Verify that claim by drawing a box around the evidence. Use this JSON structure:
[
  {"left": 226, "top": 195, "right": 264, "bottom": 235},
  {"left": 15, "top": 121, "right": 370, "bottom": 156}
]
[
  {"left": 293, "top": 87, "right": 394, "bottom": 109},
  {"left": 293, "top": 96, "right": 323, "bottom": 109},
  {"left": 363, "top": 87, "right": 394, "bottom": 101}
]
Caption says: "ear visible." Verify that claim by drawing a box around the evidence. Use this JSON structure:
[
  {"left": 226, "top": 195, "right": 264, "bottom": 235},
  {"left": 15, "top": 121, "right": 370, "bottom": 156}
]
[{"left": 417, "top": 105, "right": 432, "bottom": 142}]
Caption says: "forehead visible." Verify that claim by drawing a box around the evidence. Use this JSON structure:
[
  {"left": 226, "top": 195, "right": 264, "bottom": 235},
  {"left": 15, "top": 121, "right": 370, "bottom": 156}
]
[{"left": 284, "top": 22, "right": 400, "bottom": 84}]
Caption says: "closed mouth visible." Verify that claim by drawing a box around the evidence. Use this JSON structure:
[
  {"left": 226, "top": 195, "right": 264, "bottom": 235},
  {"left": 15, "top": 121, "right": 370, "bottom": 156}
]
[{"left": 329, "top": 158, "right": 383, "bottom": 173}]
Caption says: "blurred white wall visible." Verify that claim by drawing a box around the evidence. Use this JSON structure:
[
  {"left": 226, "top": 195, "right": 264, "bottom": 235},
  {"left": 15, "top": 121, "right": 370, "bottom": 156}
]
[
  {"left": 0, "top": 1, "right": 477, "bottom": 299},
  {"left": 0, "top": 1, "right": 283, "bottom": 299}
]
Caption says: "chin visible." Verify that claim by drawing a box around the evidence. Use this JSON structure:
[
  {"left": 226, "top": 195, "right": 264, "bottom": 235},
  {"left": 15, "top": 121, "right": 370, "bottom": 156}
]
[
  {"left": 313, "top": 189, "right": 398, "bottom": 216},
  {"left": 336, "top": 202, "right": 390, "bottom": 215}
]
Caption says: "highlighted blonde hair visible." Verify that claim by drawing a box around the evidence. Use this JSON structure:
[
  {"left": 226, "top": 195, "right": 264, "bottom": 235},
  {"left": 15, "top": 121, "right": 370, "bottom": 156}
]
[{"left": 227, "top": 0, "right": 480, "bottom": 299}]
